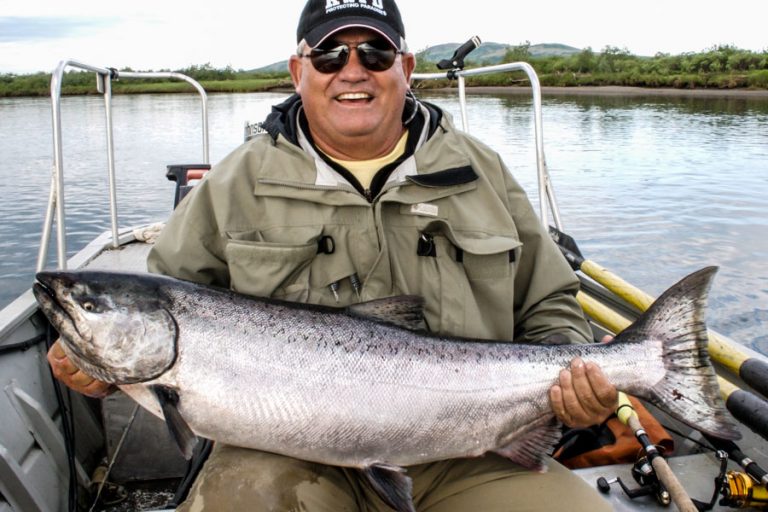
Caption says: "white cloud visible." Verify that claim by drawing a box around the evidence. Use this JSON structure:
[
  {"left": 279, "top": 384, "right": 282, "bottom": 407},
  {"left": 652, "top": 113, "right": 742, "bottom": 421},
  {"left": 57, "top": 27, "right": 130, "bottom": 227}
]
[{"left": 1, "top": 0, "right": 766, "bottom": 74}]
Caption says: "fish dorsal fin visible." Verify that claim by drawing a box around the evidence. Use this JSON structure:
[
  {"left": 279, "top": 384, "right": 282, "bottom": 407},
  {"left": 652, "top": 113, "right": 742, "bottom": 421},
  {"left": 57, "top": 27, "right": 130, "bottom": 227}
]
[
  {"left": 493, "top": 416, "right": 563, "bottom": 472},
  {"left": 347, "top": 296, "right": 427, "bottom": 332},
  {"left": 152, "top": 385, "right": 199, "bottom": 459},
  {"left": 360, "top": 463, "right": 415, "bottom": 512}
]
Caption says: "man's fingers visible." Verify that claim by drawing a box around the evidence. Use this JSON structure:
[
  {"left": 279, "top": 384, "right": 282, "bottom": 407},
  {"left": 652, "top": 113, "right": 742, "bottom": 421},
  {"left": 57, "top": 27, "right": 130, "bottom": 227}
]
[
  {"left": 49, "top": 340, "right": 68, "bottom": 360},
  {"left": 569, "top": 358, "right": 605, "bottom": 416},
  {"left": 585, "top": 361, "right": 619, "bottom": 409},
  {"left": 46, "top": 339, "right": 115, "bottom": 398},
  {"left": 551, "top": 358, "right": 619, "bottom": 428},
  {"left": 548, "top": 384, "right": 572, "bottom": 425},
  {"left": 556, "top": 366, "right": 592, "bottom": 427}
]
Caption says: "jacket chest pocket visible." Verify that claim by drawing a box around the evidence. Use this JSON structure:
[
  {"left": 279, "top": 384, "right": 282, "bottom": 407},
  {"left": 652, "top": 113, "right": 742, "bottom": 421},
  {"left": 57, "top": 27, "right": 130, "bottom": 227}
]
[
  {"left": 224, "top": 227, "right": 322, "bottom": 300},
  {"left": 389, "top": 220, "right": 522, "bottom": 339}
]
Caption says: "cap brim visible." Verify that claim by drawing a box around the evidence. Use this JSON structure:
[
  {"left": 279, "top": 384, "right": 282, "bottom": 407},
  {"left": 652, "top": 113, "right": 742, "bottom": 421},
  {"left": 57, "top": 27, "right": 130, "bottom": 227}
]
[{"left": 305, "top": 17, "right": 400, "bottom": 49}]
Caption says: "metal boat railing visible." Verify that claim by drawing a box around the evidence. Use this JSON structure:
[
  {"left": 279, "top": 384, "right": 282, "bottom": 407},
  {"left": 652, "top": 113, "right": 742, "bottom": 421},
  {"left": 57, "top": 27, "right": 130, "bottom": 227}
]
[
  {"left": 38, "top": 60, "right": 210, "bottom": 272},
  {"left": 412, "top": 61, "right": 563, "bottom": 231}
]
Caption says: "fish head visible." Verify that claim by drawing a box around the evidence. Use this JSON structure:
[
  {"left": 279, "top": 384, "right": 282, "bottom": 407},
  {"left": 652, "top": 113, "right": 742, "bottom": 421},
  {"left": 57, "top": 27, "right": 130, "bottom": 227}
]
[{"left": 33, "top": 270, "right": 177, "bottom": 385}]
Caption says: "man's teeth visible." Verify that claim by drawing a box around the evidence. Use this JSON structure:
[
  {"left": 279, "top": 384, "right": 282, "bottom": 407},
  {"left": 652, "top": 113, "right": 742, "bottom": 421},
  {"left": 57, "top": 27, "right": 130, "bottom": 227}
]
[{"left": 337, "top": 93, "right": 371, "bottom": 100}]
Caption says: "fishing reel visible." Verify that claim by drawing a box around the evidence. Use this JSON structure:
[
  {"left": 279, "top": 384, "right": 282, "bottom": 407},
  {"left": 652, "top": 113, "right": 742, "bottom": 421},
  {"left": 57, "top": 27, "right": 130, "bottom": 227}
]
[
  {"left": 720, "top": 470, "right": 768, "bottom": 508},
  {"left": 598, "top": 450, "right": 768, "bottom": 509},
  {"left": 689, "top": 450, "right": 768, "bottom": 510},
  {"left": 710, "top": 451, "right": 768, "bottom": 509},
  {"left": 596, "top": 451, "right": 671, "bottom": 506}
]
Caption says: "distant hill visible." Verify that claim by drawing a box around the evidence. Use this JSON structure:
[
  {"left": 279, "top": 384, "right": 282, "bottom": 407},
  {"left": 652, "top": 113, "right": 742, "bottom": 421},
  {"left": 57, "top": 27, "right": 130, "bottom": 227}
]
[
  {"left": 416, "top": 42, "right": 580, "bottom": 65},
  {"left": 251, "top": 41, "right": 581, "bottom": 73},
  {"left": 256, "top": 61, "right": 291, "bottom": 74}
]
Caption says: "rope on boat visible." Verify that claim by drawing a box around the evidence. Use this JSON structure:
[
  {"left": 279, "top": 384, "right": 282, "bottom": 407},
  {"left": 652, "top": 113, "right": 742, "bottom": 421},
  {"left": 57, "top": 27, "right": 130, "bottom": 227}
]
[
  {"left": 88, "top": 403, "right": 140, "bottom": 512},
  {"left": 133, "top": 222, "right": 165, "bottom": 244}
]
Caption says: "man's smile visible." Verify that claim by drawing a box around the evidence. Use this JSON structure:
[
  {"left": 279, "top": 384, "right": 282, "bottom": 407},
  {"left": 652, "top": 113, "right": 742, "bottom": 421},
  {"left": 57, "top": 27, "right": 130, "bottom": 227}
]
[{"left": 335, "top": 92, "right": 373, "bottom": 103}]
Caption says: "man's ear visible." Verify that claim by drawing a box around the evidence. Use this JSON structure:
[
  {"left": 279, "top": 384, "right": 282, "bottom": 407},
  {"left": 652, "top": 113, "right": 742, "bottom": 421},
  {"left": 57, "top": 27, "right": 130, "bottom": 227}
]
[
  {"left": 288, "top": 55, "right": 303, "bottom": 93},
  {"left": 401, "top": 53, "right": 416, "bottom": 83}
]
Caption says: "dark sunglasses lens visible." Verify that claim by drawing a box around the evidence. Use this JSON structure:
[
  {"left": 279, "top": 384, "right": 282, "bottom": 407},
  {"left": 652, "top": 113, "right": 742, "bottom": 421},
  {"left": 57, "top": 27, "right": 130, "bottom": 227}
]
[
  {"left": 309, "top": 41, "right": 398, "bottom": 73},
  {"left": 310, "top": 47, "right": 348, "bottom": 73},
  {"left": 357, "top": 43, "right": 397, "bottom": 71}
]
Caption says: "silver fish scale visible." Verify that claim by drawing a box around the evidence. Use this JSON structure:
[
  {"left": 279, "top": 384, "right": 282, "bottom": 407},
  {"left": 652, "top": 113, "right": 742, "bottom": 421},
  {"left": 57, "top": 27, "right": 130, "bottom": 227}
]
[
  {"left": 153, "top": 288, "right": 666, "bottom": 467},
  {"left": 35, "top": 267, "right": 740, "bottom": 476}
]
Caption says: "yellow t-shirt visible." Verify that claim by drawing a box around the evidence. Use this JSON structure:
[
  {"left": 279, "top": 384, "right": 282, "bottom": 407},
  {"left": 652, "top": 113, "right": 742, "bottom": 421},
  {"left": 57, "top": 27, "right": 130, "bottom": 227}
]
[{"left": 325, "top": 131, "right": 408, "bottom": 189}]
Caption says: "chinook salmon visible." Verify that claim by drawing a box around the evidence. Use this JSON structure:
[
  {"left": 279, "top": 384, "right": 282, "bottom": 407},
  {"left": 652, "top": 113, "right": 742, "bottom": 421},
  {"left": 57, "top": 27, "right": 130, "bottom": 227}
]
[{"left": 33, "top": 266, "right": 739, "bottom": 512}]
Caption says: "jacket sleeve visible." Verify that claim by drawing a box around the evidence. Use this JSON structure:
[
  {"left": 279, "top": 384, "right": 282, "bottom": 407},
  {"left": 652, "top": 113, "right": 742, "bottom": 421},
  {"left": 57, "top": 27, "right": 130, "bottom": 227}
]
[
  {"left": 497, "top": 157, "right": 593, "bottom": 345},
  {"left": 147, "top": 177, "right": 231, "bottom": 288}
]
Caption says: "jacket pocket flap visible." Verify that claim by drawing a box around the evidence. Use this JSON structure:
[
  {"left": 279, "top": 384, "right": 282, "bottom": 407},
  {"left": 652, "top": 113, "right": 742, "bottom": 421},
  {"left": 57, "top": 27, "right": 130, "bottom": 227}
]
[
  {"left": 446, "top": 230, "right": 522, "bottom": 255},
  {"left": 224, "top": 240, "right": 317, "bottom": 297}
]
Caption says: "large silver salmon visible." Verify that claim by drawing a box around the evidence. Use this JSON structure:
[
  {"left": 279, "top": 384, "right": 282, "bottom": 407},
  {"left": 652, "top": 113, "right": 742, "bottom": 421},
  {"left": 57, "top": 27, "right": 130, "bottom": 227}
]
[{"left": 34, "top": 266, "right": 739, "bottom": 512}]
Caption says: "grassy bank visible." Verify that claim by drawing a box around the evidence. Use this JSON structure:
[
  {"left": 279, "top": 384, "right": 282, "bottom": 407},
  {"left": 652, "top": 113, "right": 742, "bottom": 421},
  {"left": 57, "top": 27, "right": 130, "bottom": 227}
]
[
  {"left": 0, "top": 65, "right": 292, "bottom": 97},
  {"left": 414, "top": 44, "right": 768, "bottom": 91},
  {"left": 2, "top": 46, "right": 767, "bottom": 97}
]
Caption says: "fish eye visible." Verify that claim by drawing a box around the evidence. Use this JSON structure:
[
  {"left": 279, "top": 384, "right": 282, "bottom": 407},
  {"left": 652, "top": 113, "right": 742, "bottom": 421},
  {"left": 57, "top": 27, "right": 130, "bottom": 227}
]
[{"left": 83, "top": 301, "right": 95, "bottom": 312}]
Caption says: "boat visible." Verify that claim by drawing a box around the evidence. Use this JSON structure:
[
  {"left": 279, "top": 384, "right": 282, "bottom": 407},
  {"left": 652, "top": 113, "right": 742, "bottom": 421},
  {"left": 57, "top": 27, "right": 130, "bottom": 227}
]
[{"left": 2, "top": 46, "right": 768, "bottom": 511}]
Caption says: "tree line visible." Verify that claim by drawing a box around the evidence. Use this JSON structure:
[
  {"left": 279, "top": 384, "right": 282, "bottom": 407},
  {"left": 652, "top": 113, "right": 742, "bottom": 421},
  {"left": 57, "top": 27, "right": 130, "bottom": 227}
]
[
  {"left": 2, "top": 45, "right": 768, "bottom": 97},
  {"left": 439, "top": 43, "right": 768, "bottom": 89},
  {"left": 0, "top": 63, "right": 290, "bottom": 97}
]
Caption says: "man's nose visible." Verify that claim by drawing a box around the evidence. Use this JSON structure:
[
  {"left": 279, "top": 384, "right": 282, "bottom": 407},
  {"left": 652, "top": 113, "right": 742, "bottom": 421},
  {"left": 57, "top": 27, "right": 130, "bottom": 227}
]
[{"left": 338, "top": 47, "right": 368, "bottom": 79}]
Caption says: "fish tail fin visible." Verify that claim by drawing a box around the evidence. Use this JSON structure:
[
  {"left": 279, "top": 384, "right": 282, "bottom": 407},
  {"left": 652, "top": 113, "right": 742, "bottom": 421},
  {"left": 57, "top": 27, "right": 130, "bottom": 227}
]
[{"left": 627, "top": 267, "right": 741, "bottom": 440}]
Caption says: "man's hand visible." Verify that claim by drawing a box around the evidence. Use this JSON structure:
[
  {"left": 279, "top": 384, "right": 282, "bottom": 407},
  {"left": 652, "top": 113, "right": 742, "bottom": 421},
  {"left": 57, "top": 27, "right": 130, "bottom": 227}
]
[
  {"left": 47, "top": 339, "right": 115, "bottom": 398},
  {"left": 549, "top": 337, "right": 618, "bottom": 428}
]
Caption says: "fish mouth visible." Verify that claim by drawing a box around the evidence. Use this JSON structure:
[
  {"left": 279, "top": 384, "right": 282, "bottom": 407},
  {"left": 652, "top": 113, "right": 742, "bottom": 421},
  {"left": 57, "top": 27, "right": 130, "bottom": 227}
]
[
  {"left": 33, "top": 273, "right": 68, "bottom": 325},
  {"left": 33, "top": 272, "right": 91, "bottom": 358}
]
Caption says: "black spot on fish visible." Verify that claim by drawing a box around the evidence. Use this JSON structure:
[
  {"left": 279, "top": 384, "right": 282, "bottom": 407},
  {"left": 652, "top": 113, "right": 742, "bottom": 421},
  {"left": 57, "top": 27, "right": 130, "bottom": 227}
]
[{"left": 672, "top": 389, "right": 684, "bottom": 401}]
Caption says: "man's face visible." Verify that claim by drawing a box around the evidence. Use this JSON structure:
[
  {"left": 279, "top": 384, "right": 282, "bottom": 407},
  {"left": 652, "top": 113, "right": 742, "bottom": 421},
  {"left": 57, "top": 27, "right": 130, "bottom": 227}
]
[{"left": 289, "top": 28, "right": 416, "bottom": 157}]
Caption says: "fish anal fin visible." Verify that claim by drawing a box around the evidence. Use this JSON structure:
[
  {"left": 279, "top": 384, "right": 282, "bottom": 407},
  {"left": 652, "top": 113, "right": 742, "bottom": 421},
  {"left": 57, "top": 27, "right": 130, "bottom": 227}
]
[
  {"left": 151, "top": 384, "right": 199, "bottom": 459},
  {"left": 494, "top": 417, "right": 562, "bottom": 472},
  {"left": 360, "top": 463, "right": 415, "bottom": 512},
  {"left": 348, "top": 296, "right": 426, "bottom": 332}
]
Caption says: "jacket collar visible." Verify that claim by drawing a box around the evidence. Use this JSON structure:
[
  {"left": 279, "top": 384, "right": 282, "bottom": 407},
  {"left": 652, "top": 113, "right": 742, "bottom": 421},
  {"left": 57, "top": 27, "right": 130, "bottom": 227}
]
[{"left": 260, "top": 94, "right": 476, "bottom": 192}]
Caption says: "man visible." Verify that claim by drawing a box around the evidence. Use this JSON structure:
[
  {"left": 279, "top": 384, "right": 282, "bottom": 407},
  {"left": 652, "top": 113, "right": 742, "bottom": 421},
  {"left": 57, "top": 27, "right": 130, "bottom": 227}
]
[{"left": 49, "top": 0, "right": 617, "bottom": 509}]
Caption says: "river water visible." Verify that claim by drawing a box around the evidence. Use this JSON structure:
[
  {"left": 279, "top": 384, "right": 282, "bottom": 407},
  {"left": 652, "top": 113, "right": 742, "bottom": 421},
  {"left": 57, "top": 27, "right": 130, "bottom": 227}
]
[{"left": 1, "top": 90, "right": 767, "bottom": 354}]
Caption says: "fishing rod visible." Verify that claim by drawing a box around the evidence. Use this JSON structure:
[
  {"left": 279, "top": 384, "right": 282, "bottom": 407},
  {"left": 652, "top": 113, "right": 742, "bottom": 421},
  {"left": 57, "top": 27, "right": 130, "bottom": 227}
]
[
  {"left": 703, "top": 434, "right": 768, "bottom": 487},
  {"left": 615, "top": 393, "right": 698, "bottom": 511},
  {"left": 602, "top": 395, "right": 768, "bottom": 510}
]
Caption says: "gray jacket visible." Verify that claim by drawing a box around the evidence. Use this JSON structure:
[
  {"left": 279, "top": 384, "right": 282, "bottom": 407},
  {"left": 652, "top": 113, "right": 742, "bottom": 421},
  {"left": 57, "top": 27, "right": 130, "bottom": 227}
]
[{"left": 148, "top": 94, "right": 591, "bottom": 343}]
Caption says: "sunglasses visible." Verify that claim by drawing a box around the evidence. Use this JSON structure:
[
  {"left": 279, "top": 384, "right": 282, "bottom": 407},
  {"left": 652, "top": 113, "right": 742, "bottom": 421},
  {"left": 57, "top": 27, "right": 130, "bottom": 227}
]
[{"left": 303, "top": 40, "right": 403, "bottom": 74}]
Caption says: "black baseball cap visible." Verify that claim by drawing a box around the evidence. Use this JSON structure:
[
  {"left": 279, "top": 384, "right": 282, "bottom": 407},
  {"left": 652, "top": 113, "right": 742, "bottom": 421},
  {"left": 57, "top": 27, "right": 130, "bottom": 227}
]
[{"left": 297, "top": 0, "right": 406, "bottom": 49}]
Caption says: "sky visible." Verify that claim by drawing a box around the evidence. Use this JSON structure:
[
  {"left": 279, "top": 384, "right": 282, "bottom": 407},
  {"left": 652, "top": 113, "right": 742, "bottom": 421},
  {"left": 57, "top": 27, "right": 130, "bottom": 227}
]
[{"left": 1, "top": 0, "right": 766, "bottom": 74}]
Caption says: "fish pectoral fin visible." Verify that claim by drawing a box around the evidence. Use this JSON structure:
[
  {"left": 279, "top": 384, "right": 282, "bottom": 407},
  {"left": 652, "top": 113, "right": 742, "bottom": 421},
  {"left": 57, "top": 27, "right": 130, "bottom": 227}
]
[
  {"left": 151, "top": 384, "right": 199, "bottom": 460},
  {"left": 348, "top": 296, "right": 426, "bottom": 332},
  {"left": 494, "top": 416, "right": 562, "bottom": 472},
  {"left": 360, "top": 463, "right": 415, "bottom": 512}
]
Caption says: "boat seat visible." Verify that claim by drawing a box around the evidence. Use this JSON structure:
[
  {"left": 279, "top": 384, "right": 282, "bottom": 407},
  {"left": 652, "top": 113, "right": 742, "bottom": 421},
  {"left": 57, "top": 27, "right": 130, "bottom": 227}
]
[{"left": 166, "top": 164, "right": 212, "bottom": 208}]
